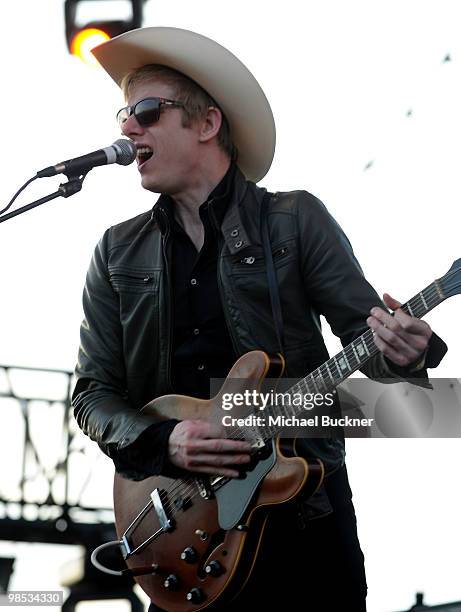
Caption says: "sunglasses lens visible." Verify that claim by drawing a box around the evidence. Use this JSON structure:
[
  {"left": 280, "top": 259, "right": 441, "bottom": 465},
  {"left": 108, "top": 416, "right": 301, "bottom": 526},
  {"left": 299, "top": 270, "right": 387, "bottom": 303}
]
[
  {"left": 117, "top": 107, "right": 130, "bottom": 127},
  {"left": 135, "top": 98, "right": 161, "bottom": 126}
]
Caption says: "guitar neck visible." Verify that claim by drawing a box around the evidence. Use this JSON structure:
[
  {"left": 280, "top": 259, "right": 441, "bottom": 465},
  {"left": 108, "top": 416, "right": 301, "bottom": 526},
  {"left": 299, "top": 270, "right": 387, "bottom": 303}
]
[{"left": 271, "top": 278, "right": 448, "bottom": 421}]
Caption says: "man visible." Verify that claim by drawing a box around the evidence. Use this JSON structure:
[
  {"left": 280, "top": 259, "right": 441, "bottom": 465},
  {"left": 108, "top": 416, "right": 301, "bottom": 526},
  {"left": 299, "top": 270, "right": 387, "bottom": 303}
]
[{"left": 72, "top": 27, "right": 446, "bottom": 610}]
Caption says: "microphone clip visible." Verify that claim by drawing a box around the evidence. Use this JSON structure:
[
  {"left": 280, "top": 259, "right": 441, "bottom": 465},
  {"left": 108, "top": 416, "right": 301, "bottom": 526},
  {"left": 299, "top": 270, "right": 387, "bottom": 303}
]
[{"left": 58, "top": 171, "right": 88, "bottom": 197}]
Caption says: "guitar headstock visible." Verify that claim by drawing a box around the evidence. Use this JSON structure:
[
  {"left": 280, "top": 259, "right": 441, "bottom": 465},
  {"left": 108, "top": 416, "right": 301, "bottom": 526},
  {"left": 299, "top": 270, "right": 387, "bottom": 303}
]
[{"left": 439, "top": 258, "right": 461, "bottom": 298}]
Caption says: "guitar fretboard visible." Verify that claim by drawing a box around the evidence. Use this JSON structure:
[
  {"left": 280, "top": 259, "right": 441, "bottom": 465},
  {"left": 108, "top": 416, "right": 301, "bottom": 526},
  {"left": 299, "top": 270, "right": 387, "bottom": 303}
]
[{"left": 257, "top": 279, "right": 447, "bottom": 438}]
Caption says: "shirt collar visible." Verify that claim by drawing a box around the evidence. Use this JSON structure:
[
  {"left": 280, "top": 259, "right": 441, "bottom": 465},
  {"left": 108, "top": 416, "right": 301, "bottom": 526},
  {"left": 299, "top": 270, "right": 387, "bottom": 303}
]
[{"left": 152, "top": 162, "right": 237, "bottom": 234}]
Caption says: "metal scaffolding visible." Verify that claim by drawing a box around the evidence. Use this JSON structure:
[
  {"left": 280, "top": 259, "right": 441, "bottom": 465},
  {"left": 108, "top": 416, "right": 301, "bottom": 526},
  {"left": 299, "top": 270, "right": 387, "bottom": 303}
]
[{"left": 0, "top": 364, "right": 144, "bottom": 610}]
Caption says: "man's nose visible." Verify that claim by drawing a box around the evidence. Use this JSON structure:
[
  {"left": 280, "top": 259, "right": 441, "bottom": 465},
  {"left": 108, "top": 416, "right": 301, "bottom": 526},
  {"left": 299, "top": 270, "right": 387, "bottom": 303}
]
[{"left": 120, "top": 113, "right": 144, "bottom": 138}]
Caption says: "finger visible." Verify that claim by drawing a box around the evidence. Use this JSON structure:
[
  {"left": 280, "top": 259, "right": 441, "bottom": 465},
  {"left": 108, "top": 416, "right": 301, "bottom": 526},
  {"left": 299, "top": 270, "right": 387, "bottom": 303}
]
[
  {"left": 196, "top": 421, "right": 253, "bottom": 445},
  {"left": 371, "top": 333, "right": 417, "bottom": 367},
  {"left": 369, "top": 307, "right": 429, "bottom": 340},
  {"left": 382, "top": 293, "right": 402, "bottom": 311},
  {"left": 191, "top": 420, "right": 228, "bottom": 439},
  {"left": 392, "top": 309, "right": 433, "bottom": 338},
  {"left": 368, "top": 316, "right": 421, "bottom": 361},
  {"left": 187, "top": 438, "right": 253, "bottom": 454},
  {"left": 376, "top": 298, "right": 432, "bottom": 339},
  {"left": 190, "top": 453, "right": 251, "bottom": 467}
]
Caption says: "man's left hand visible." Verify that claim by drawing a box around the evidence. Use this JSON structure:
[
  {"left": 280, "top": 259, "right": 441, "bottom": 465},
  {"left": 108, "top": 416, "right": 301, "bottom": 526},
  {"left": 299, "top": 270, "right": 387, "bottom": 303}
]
[{"left": 366, "top": 293, "right": 432, "bottom": 367}]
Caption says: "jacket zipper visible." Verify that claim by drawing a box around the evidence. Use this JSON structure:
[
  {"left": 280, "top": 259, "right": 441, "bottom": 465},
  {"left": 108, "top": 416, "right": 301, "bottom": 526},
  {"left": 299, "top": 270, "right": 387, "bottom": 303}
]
[
  {"left": 238, "top": 246, "right": 289, "bottom": 267},
  {"left": 110, "top": 272, "right": 154, "bottom": 284},
  {"left": 209, "top": 203, "right": 241, "bottom": 355},
  {"left": 160, "top": 212, "right": 173, "bottom": 392},
  {"left": 217, "top": 244, "right": 242, "bottom": 357}
]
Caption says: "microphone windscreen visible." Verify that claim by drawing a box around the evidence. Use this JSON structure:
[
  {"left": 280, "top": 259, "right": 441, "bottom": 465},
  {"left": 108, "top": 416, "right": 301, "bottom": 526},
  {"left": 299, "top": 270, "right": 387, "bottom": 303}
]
[{"left": 113, "top": 139, "right": 137, "bottom": 166}]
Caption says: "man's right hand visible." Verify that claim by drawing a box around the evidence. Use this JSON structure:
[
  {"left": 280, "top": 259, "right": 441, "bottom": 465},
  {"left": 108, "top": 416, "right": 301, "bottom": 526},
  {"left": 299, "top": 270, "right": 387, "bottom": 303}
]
[{"left": 168, "top": 420, "right": 252, "bottom": 478}]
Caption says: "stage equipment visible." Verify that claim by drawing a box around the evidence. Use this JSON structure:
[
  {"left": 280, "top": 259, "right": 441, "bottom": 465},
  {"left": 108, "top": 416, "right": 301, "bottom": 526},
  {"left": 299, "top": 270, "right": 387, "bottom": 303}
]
[{"left": 64, "top": 0, "right": 147, "bottom": 64}]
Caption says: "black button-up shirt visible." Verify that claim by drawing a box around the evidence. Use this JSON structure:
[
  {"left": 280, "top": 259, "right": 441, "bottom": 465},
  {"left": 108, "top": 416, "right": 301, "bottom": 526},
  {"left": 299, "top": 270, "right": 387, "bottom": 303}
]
[
  {"left": 167, "top": 166, "right": 237, "bottom": 399},
  {"left": 112, "top": 163, "right": 237, "bottom": 477}
]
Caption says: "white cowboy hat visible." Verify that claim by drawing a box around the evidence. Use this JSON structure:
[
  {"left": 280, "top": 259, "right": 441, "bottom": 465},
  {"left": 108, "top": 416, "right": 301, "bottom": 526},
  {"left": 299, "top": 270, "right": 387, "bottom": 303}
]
[{"left": 92, "top": 26, "right": 276, "bottom": 182}]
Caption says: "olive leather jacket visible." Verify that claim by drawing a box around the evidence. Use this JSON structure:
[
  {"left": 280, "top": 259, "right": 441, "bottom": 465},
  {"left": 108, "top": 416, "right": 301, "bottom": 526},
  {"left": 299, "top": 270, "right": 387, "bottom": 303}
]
[{"left": 72, "top": 167, "right": 446, "bottom": 478}]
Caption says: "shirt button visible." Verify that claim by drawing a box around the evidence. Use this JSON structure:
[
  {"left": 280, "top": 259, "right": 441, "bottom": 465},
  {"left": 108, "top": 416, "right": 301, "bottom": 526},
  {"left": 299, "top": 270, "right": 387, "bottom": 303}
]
[
  {"left": 193, "top": 328, "right": 200, "bottom": 335},
  {"left": 190, "top": 278, "right": 197, "bottom": 286},
  {"left": 234, "top": 240, "right": 243, "bottom": 248},
  {"left": 231, "top": 229, "right": 239, "bottom": 237},
  {"left": 197, "top": 364, "right": 205, "bottom": 371}
]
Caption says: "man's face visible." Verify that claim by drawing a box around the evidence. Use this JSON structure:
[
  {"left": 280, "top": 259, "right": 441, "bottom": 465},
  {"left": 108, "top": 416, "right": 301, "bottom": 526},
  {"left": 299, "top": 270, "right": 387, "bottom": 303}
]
[{"left": 120, "top": 80, "right": 203, "bottom": 195}]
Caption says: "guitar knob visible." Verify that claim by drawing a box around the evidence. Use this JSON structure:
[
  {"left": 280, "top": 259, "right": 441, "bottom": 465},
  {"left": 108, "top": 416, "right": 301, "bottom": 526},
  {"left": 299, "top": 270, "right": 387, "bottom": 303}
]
[
  {"left": 186, "top": 587, "right": 205, "bottom": 604},
  {"left": 180, "top": 546, "right": 197, "bottom": 563},
  {"left": 163, "top": 574, "right": 179, "bottom": 591},
  {"left": 205, "top": 560, "right": 223, "bottom": 577}
]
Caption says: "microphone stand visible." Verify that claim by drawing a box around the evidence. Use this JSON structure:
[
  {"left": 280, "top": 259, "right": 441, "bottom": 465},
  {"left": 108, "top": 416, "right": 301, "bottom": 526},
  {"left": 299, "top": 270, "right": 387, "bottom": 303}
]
[{"left": 0, "top": 174, "right": 87, "bottom": 224}]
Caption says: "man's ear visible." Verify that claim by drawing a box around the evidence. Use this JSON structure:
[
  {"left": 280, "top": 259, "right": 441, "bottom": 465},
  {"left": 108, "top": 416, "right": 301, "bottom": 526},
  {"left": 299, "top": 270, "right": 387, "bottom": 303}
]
[{"left": 198, "top": 107, "right": 222, "bottom": 143}]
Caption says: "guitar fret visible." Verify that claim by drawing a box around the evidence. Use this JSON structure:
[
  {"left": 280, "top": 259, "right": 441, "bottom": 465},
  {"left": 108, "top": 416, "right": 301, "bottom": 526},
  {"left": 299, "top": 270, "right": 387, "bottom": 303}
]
[
  {"left": 347, "top": 345, "right": 359, "bottom": 366},
  {"left": 406, "top": 302, "right": 414, "bottom": 317},
  {"left": 319, "top": 363, "right": 328, "bottom": 391},
  {"left": 434, "top": 279, "right": 445, "bottom": 300},
  {"left": 277, "top": 385, "right": 290, "bottom": 416},
  {"left": 419, "top": 291, "right": 428, "bottom": 310},
  {"left": 341, "top": 352, "right": 351, "bottom": 372},
  {"left": 310, "top": 374, "right": 319, "bottom": 394},
  {"left": 364, "top": 334, "right": 374, "bottom": 354},
  {"left": 351, "top": 343, "right": 360, "bottom": 364},
  {"left": 316, "top": 368, "right": 328, "bottom": 392},
  {"left": 325, "top": 361, "right": 336, "bottom": 384},
  {"left": 299, "top": 378, "right": 309, "bottom": 397},
  {"left": 334, "top": 355, "right": 348, "bottom": 376},
  {"left": 284, "top": 399, "right": 294, "bottom": 417},
  {"left": 424, "top": 283, "right": 440, "bottom": 309},
  {"left": 330, "top": 357, "right": 341, "bottom": 379},
  {"left": 280, "top": 394, "right": 289, "bottom": 418},
  {"left": 357, "top": 338, "right": 369, "bottom": 358},
  {"left": 425, "top": 287, "right": 436, "bottom": 309}
]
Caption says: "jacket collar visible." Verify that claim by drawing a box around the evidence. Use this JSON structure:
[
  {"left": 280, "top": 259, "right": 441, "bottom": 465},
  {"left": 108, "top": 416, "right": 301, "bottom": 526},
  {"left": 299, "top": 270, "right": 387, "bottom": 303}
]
[
  {"left": 151, "top": 164, "right": 257, "bottom": 254},
  {"left": 219, "top": 166, "right": 253, "bottom": 254}
]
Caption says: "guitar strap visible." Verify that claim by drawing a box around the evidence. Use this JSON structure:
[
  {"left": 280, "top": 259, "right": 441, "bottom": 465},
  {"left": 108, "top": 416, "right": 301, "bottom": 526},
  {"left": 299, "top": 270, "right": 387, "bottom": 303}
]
[
  {"left": 260, "top": 190, "right": 334, "bottom": 523},
  {"left": 260, "top": 190, "right": 285, "bottom": 355}
]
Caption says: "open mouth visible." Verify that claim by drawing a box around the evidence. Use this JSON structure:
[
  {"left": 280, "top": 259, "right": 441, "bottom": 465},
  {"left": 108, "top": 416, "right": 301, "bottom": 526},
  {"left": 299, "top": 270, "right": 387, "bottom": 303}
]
[{"left": 136, "top": 145, "right": 154, "bottom": 165}]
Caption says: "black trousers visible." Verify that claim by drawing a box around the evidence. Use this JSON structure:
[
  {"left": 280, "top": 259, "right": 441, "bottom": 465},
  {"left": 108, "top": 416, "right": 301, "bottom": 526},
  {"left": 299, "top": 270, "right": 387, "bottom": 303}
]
[{"left": 148, "top": 465, "right": 367, "bottom": 611}]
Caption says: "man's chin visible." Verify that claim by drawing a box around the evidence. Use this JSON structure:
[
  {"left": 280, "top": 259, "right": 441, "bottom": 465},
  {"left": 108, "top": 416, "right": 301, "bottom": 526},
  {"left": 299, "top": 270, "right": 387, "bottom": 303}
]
[{"left": 140, "top": 173, "right": 161, "bottom": 194}]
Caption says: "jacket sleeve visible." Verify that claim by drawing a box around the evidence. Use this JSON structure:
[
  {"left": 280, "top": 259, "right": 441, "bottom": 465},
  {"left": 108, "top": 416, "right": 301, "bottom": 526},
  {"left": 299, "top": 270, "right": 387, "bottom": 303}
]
[
  {"left": 72, "top": 229, "right": 178, "bottom": 480},
  {"left": 296, "top": 192, "right": 447, "bottom": 383}
]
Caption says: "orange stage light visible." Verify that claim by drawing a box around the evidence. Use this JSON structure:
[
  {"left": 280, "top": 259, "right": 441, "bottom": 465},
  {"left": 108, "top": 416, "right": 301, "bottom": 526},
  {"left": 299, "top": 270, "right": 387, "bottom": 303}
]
[{"left": 70, "top": 28, "right": 110, "bottom": 66}]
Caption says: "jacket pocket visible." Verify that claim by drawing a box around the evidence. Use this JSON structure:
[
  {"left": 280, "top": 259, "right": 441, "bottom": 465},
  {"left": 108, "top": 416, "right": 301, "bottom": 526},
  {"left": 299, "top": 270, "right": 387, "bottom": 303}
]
[
  {"left": 108, "top": 266, "right": 162, "bottom": 378},
  {"left": 228, "top": 242, "right": 294, "bottom": 275},
  {"left": 108, "top": 266, "right": 160, "bottom": 293}
]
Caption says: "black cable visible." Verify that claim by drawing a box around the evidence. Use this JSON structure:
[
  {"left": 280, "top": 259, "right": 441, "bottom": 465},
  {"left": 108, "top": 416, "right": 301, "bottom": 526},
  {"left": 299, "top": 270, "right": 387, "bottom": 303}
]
[{"left": 0, "top": 175, "right": 39, "bottom": 217}]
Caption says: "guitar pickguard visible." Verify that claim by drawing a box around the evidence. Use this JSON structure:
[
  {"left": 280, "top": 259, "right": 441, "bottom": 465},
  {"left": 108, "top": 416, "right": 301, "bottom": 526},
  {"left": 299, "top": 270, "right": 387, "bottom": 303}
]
[{"left": 215, "top": 440, "right": 276, "bottom": 530}]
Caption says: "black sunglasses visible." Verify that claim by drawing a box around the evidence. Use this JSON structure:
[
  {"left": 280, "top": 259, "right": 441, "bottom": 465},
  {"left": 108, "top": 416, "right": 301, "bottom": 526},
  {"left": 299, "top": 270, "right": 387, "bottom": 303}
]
[{"left": 117, "top": 97, "right": 184, "bottom": 128}]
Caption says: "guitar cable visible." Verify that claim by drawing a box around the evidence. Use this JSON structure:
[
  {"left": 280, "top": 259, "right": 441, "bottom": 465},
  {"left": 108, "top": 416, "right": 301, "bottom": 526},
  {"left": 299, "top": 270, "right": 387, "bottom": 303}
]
[
  {"left": 91, "top": 538, "right": 160, "bottom": 577},
  {"left": 91, "top": 539, "right": 126, "bottom": 576}
]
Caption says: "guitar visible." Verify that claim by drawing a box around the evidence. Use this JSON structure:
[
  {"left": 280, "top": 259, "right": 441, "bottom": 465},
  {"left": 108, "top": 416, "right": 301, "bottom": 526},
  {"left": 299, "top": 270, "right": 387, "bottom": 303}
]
[{"left": 110, "top": 259, "right": 460, "bottom": 611}]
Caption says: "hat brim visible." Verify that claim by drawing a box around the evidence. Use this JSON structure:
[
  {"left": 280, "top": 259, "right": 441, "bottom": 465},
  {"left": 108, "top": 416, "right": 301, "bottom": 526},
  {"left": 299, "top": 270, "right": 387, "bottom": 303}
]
[{"left": 92, "top": 27, "right": 275, "bottom": 182}]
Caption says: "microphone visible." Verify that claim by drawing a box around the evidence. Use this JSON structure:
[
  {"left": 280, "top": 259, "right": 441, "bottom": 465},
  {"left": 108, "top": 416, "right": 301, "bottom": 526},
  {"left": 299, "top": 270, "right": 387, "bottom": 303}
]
[{"left": 37, "top": 139, "right": 137, "bottom": 178}]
